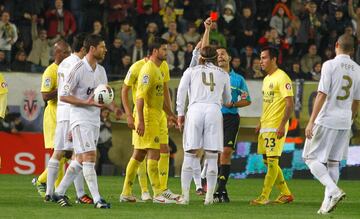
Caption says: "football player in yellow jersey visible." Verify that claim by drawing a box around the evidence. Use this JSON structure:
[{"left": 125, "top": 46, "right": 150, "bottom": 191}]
[
  {"left": 0, "top": 73, "right": 8, "bottom": 120},
  {"left": 33, "top": 40, "right": 71, "bottom": 197},
  {"left": 122, "top": 57, "right": 176, "bottom": 201},
  {"left": 120, "top": 37, "right": 178, "bottom": 203},
  {"left": 250, "top": 47, "right": 294, "bottom": 205}
]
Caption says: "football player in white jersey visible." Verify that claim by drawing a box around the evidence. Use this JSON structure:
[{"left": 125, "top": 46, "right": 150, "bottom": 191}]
[
  {"left": 53, "top": 34, "right": 122, "bottom": 208},
  {"left": 303, "top": 34, "right": 360, "bottom": 214},
  {"left": 176, "top": 46, "right": 232, "bottom": 205},
  {"left": 44, "top": 33, "right": 94, "bottom": 204}
]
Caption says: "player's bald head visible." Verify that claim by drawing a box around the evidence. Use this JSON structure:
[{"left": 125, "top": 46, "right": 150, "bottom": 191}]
[
  {"left": 337, "top": 34, "right": 354, "bottom": 53},
  {"left": 54, "top": 40, "right": 71, "bottom": 63}
]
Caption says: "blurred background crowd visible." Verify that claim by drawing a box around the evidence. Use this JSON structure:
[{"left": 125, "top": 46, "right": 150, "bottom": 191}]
[{"left": 0, "top": 0, "right": 359, "bottom": 81}]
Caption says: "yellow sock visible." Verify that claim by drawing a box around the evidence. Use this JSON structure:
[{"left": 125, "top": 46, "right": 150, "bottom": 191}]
[
  {"left": 37, "top": 168, "right": 48, "bottom": 184},
  {"left": 275, "top": 166, "right": 291, "bottom": 195},
  {"left": 54, "top": 157, "right": 67, "bottom": 188},
  {"left": 122, "top": 158, "right": 141, "bottom": 196},
  {"left": 147, "top": 159, "right": 161, "bottom": 196},
  {"left": 137, "top": 159, "right": 149, "bottom": 193},
  {"left": 158, "top": 153, "right": 169, "bottom": 191},
  {"left": 261, "top": 157, "right": 279, "bottom": 199}
]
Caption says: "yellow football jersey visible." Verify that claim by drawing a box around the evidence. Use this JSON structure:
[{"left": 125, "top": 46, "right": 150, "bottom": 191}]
[
  {"left": 0, "top": 73, "right": 8, "bottom": 95},
  {"left": 41, "top": 63, "right": 58, "bottom": 107},
  {"left": 260, "top": 68, "right": 293, "bottom": 129},
  {"left": 136, "top": 60, "right": 164, "bottom": 116},
  {"left": 41, "top": 63, "right": 58, "bottom": 148},
  {"left": 124, "top": 58, "right": 170, "bottom": 104}
]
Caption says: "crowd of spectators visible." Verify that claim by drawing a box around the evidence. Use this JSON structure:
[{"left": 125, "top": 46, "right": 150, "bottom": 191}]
[{"left": 1, "top": 0, "right": 360, "bottom": 81}]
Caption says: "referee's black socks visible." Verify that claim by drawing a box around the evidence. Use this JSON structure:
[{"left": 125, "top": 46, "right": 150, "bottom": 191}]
[{"left": 217, "top": 164, "right": 231, "bottom": 193}]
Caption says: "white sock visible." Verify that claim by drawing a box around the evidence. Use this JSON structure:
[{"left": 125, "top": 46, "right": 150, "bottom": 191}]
[
  {"left": 73, "top": 170, "right": 86, "bottom": 198},
  {"left": 324, "top": 161, "right": 340, "bottom": 199},
  {"left": 83, "top": 162, "right": 101, "bottom": 203},
  {"left": 55, "top": 160, "right": 82, "bottom": 196},
  {"left": 181, "top": 152, "right": 195, "bottom": 201},
  {"left": 201, "top": 159, "right": 208, "bottom": 179},
  {"left": 305, "top": 159, "right": 338, "bottom": 194},
  {"left": 46, "top": 158, "right": 59, "bottom": 196},
  {"left": 205, "top": 152, "right": 218, "bottom": 201},
  {"left": 192, "top": 156, "right": 202, "bottom": 189}
]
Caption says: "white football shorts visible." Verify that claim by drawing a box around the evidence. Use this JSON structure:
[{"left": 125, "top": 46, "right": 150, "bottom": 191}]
[
  {"left": 54, "top": 120, "right": 73, "bottom": 151},
  {"left": 72, "top": 123, "right": 99, "bottom": 154},
  {"left": 302, "top": 124, "right": 350, "bottom": 163},
  {"left": 183, "top": 103, "right": 223, "bottom": 152}
]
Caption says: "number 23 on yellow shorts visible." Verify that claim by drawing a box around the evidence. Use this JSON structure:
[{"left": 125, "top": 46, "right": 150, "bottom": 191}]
[{"left": 257, "top": 132, "right": 285, "bottom": 157}]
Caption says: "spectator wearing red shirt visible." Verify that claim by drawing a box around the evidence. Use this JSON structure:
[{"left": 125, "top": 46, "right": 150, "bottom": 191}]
[{"left": 45, "top": 0, "right": 76, "bottom": 39}]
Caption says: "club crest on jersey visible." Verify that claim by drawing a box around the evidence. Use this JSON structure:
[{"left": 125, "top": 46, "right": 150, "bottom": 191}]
[
  {"left": 285, "top": 83, "right": 292, "bottom": 90},
  {"left": 44, "top": 78, "right": 51, "bottom": 88},
  {"left": 154, "top": 136, "right": 159, "bottom": 143},
  {"left": 142, "top": 75, "right": 149, "bottom": 84}
]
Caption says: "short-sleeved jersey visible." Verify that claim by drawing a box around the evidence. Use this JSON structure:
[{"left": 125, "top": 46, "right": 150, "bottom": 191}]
[
  {"left": 41, "top": 63, "right": 58, "bottom": 107},
  {"left": 315, "top": 54, "right": 360, "bottom": 129},
  {"left": 60, "top": 57, "right": 108, "bottom": 128},
  {"left": 57, "top": 54, "right": 81, "bottom": 121},
  {"left": 260, "top": 68, "right": 293, "bottom": 131},
  {"left": 177, "top": 63, "right": 232, "bottom": 116},
  {"left": 221, "top": 69, "right": 251, "bottom": 114},
  {"left": 136, "top": 60, "right": 164, "bottom": 116},
  {"left": 0, "top": 73, "right": 8, "bottom": 94},
  {"left": 124, "top": 59, "right": 170, "bottom": 104}
]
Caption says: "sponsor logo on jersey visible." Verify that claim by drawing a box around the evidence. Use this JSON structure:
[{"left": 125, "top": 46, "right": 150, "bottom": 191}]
[
  {"left": 241, "top": 91, "right": 248, "bottom": 100},
  {"left": 87, "top": 87, "right": 94, "bottom": 95},
  {"left": 20, "top": 90, "right": 41, "bottom": 121}
]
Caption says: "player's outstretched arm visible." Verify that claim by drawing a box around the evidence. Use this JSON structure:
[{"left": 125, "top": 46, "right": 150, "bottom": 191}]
[
  {"left": 201, "top": 17, "right": 212, "bottom": 49},
  {"left": 305, "top": 91, "right": 327, "bottom": 139},
  {"left": 176, "top": 69, "right": 191, "bottom": 117},
  {"left": 121, "top": 84, "right": 135, "bottom": 129}
]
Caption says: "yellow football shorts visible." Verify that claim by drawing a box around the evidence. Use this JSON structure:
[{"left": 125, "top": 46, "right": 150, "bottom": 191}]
[
  {"left": 257, "top": 132, "right": 286, "bottom": 157},
  {"left": 132, "top": 110, "right": 168, "bottom": 149}
]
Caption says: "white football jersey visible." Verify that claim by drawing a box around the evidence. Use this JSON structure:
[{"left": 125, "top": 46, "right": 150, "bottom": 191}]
[
  {"left": 60, "top": 57, "right": 108, "bottom": 128},
  {"left": 177, "top": 62, "right": 231, "bottom": 116},
  {"left": 57, "top": 53, "right": 81, "bottom": 122},
  {"left": 315, "top": 54, "right": 360, "bottom": 129}
]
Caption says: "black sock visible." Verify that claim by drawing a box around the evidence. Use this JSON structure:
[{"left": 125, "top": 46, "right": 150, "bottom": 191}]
[{"left": 216, "top": 165, "right": 231, "bottom": 193}]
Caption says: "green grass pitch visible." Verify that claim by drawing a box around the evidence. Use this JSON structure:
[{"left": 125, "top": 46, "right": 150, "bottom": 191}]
[{"left": 0, "top": 175, "right": 359, "bottom": 219}]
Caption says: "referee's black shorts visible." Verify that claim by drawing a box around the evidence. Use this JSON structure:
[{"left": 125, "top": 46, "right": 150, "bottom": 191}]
[{"left": 223, "top": 113, "right": 240, "bottom": 150}]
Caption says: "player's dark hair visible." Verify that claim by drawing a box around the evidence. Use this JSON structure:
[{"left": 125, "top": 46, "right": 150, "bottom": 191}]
[
  {"left": 84, "top": 34, "right": 104, "bottom": 53},
  {"left": 337, "top": 34, "right": 354, "bottom": 53},
  {"left": 199, "top": 46, "right": 218, "bottom": 65},
  {"left": 261, "top": 46, "right": 279, "bottom": 62},
  {"left": 72, "top": 32, "right": 87, "bottom": 53},
  {"left": 148, "top": 37, "right": 168, "bottom": 55},
  {"left": 216, "top": 46, "right": 231, "bottom": 56}
]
